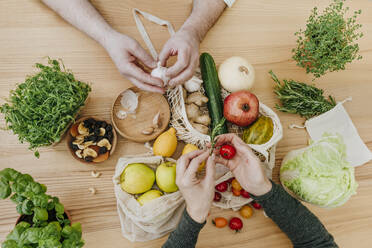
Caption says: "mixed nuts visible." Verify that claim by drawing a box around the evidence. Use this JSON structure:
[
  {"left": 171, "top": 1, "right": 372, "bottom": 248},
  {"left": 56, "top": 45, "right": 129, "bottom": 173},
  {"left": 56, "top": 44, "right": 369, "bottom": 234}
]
[{"left": 70, "top": 118, "right": 113, "bottom": 163}]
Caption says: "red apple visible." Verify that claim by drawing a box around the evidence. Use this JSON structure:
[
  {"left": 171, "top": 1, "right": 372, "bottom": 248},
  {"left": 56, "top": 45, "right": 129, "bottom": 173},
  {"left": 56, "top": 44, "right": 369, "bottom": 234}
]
[{"left": 223, "top": 90, "right": 259, "bottom": 127}]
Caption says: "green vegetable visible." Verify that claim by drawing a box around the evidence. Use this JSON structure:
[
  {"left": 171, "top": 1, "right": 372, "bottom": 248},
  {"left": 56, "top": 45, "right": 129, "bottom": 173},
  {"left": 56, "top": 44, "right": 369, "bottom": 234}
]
[
  {"left": 0, "top": 58, "right": 91, "bottom": 156},
  {"left": 210, "top": 117, "right": 226, "bottom": 153},
  {"left": 200, "top": 53, "right": 227, "bottom": 136},
  {"left": 292, "top": 0, "right": 363, "bottom": 78},
  {"left": 270, "top": 71, "right": 336, "bottom": 119},
  {"left": 242, "top": 116, "right": 273, "bottom": 145},
  {"left": 280, "top": 133, "right": 357, "bottom": 208},
  {"left": 0, "top": 168, "right": 84, "bottom": 248}
]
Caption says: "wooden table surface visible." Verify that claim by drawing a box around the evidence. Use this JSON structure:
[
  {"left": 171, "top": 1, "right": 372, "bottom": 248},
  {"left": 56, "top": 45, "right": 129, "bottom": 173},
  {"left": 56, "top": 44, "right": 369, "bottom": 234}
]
[{"left": 1, "top": 0, "right": 372, "bottom": 247}]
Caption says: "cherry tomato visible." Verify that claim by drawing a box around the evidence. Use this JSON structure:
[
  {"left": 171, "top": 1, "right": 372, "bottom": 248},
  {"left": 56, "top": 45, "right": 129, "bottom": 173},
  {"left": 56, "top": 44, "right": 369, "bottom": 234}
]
[
  {"left": 231, "top": 179, "right": 242, "bottom": 191},
  {"left": 220, "top": 144, "right": 236, "bottom": 159},
  {"left": 229, "top": 217, "right": 243, "bottom": 232},
  {"left": 240, "top": 189, "right": 250, "bottom": 199},
  {"left": 232, "top": 188, "right": 241, "bottom": 196},
  {"left": 240, "top": 205, "right": 253, "bottom": 219},
  {"left": 252, "top": 201, "right": 262, "bottom": 210},
  {"left": 213, "top": 217, "right": 228, "bottom": 228},
  {"left": 215, "top": 182, "right": 228, "bottom": 192},
  {"left": 214, "top": 192, "right": 222, "bottom": 202}
]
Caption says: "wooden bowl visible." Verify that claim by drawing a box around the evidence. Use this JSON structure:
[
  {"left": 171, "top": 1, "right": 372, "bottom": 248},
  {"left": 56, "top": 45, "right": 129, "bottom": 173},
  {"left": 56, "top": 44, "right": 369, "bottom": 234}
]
[
  {"left": 111, "top": 87, "right": 170, "bottom": 142},
  {"left": 66, "top": 116, "right": 117, "bottom": 165}
]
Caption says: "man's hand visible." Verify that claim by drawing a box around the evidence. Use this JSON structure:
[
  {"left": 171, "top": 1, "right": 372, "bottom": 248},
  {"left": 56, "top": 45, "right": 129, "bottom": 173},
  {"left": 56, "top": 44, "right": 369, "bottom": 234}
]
[
  {"left": 176, "top": 150, "right": 215, "bottom": 223},
  {"left": 159, "top": 29, "right": 200, "bottom": 87},
  {"left": 105, "top": 32, "right": 165, "bottom": 93},
  {"left": 214, "top": 134, "right": 272, "bottom": 196}
]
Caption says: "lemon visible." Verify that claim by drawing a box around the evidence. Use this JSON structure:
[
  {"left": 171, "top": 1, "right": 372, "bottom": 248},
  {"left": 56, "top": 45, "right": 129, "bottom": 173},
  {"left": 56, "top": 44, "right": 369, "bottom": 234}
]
[
  {"left": 153, "top": 128, "right": 178, "bottom": 157},
  {"left": 181, "top": 143, "right": 205, "bottom": 171}
]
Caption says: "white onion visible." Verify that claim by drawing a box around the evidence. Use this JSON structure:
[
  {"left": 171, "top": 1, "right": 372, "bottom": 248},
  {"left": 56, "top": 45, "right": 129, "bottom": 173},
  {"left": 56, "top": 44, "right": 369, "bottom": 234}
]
[{"left": 218, "top": 56, "right": 255, "bottom": 92}]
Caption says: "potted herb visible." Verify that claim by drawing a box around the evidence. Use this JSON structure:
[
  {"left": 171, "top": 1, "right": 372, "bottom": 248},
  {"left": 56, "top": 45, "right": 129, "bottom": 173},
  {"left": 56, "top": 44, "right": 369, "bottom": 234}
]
[
  {"left": 0, "top": 168, "right": 84, "bottom": 248},
  {"left": 292, "top": 0, "right": 363, "bottom": 78}
]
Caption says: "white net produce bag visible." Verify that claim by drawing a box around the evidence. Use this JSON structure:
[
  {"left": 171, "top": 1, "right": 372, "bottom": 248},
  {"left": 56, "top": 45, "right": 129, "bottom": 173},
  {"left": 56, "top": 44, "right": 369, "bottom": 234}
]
[
  {"left": 132, "top": 9, "right": 283, "bottom": 210},
  {"left": 113, "top": 156, "right": 185, "bottom": 242}
]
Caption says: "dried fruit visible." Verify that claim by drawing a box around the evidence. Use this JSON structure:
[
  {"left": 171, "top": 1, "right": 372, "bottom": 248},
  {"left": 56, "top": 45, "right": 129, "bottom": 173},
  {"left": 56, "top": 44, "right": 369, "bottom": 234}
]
[
  {"left": 97, "top": 138, "right": 112, "bottom": 151},
  {"left": 78, "top": 122, "right": 89, "bottom": 135},
  {"left": 83, "top": 147, "right": 98, "bottom": 158}
]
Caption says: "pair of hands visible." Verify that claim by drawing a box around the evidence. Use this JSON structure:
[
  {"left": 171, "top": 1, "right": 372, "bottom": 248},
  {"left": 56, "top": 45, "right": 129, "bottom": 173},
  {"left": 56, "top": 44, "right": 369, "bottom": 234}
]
[
  {"left": 105, "top": 29, "right": 200, "bottom": 93},
  {"left": 177, "top": 134, "right": 272, "bottom": 223}
]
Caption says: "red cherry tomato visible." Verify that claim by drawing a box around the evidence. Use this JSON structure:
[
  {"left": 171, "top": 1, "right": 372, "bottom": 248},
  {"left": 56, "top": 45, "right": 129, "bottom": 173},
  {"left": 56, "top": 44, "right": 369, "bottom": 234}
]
[
  {"left": 215, "top": 182, "right": 228, "bottom": 192},
  {"left": 229, "top": 217, "right": 243, "bottom": 232},
  {"left": 240, "top": 189, "right": 250, "bottom": 198},
  {"left": 214, "top": 192, "right": 222, "bottom": 202},
  {"left": 220, "top": 144, "right": 236, "bottom": 160},
  {"left": 252, "top": 202, "right": 262, "bottom": 209}
]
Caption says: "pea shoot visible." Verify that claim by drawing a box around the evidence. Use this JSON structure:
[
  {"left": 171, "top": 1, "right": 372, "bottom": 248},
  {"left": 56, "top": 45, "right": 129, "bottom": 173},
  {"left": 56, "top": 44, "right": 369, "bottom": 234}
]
[{"left": 0, "top": 58, "right": 91, "bottom": 157}]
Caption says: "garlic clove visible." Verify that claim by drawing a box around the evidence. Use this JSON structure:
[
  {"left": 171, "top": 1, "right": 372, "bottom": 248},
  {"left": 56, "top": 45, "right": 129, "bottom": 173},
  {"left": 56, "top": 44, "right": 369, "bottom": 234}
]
[
  {"left": 120, "top": 89, "right": 138, "bottom": 113},
  {"left": 151, "top": 62, "right": 170, "bottom": 86},
  {"left": 116, "top": 110, "right": 128, "bottom": 120},
  {"left": 142, "top": 127, "right": 154, "bottom": 135},
  {"left": 184, "top": 76, "right": 203, "bottom": 92},
  {"left": 152, "top": 111, "right": 161, "bottom": 129}
]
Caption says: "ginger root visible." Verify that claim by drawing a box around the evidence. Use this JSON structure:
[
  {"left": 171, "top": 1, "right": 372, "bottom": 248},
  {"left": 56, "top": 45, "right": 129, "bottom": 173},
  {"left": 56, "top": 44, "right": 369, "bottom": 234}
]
[{"left": 186, "top": 92, "right": 209, "bottom": 106}]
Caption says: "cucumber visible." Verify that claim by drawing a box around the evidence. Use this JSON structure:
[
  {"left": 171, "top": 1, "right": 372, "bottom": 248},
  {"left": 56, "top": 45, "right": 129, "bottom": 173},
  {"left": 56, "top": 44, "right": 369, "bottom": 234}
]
[{"left": 200, "top": 53, "right": 228, "bottom": 135}]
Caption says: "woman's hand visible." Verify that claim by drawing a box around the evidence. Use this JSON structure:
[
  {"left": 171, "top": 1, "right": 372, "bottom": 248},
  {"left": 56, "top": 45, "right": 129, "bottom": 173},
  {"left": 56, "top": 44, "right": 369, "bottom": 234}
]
[
  {"left": 159, "top": 29, "right": 200, "bottom": 87},
  {"left": 214, "top": 134, "right": 272, "bottom": 196},
  {"left": 104, "top": 31, "right": 165, "bottom": 93},
  {"left": 176, "top": 150, "right": 215, "bottom": 223}
]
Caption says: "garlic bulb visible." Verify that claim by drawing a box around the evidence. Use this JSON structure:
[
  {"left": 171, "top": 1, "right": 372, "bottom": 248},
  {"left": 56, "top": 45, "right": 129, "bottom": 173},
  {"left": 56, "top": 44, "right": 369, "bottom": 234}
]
[
  {"left": 151, "top": 62, "right": 170, "bottom": 86},
  {"left": 120, "top": 89, "right": 138, "bottom": 113},
  {"left": 218, "top": 56, "right": 255, "bottom": 92},
  {"left": 184, "top": 76, "right": 202, "bottom": 92}
]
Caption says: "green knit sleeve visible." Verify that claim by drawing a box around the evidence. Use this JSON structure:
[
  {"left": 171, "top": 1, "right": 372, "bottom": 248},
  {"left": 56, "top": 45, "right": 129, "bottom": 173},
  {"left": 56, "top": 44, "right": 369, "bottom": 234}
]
[
  {"left": 252, "top": 181, "right": 339, "bottom": 248},
  {"left": 162, "top": 209, "right": 205, "bottom": 248}
]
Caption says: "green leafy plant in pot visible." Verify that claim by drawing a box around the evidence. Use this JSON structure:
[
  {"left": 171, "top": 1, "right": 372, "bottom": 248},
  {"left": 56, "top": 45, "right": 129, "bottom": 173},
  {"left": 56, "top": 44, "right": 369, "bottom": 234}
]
[
  {"left": 292, "top": 0, "right": 363, "bottom": 78},
  {"left": 0, "top": 168, "right": 84, "bottom": 248}
]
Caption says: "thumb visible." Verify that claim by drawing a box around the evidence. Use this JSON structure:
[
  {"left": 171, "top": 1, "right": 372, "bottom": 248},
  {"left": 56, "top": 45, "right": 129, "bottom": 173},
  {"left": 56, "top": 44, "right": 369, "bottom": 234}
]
[
  {"left": 204, "top": 154, "right": 216, "bottom": 186},
  {"left": 159, "top": 44, "right": 174, "bottom": 67}
]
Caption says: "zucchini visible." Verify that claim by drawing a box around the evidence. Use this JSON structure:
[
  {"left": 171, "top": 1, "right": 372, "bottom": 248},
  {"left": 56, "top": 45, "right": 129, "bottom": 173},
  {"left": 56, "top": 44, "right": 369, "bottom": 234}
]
[{"left": 200, "top": 53, "right": 228, "bottom": 135}]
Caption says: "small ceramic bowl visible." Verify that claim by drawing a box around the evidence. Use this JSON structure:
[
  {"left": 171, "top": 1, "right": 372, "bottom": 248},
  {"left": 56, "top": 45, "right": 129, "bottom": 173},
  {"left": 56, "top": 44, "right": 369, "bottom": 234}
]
[{"left": 66, "top": 116, "right": 117, "bottom": 165}]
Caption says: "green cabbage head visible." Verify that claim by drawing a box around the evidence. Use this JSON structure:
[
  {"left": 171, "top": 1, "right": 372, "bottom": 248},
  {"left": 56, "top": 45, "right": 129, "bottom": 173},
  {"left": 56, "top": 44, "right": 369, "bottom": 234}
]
[{"left": 280, "top": 133, "right": 357, "bottom": 208}]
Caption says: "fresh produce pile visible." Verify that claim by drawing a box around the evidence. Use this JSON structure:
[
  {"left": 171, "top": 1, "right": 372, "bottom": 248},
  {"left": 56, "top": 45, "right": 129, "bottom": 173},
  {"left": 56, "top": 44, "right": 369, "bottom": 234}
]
[
  {"left": 0, "top": 168, "right": 84, "bottom": 248},
  {"left": 119, "top": 160, "right": 178, "bottom": 206},
  {"left": 280, "top": 133, "right": 357, "bottom": 208},
  {"left": 292, "top": 0, "right": 363, "bottom": 78},
  {"left": 69, "top": 118, "right": 114, "bottom": 163},
  {"left": 0, "top": 59, "right": 91, "bottom": 157}
]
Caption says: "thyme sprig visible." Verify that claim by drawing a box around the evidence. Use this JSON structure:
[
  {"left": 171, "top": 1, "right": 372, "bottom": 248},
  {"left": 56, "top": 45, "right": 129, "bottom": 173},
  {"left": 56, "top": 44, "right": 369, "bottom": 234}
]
[
  {"left": 292, "top": 0, "right": 363, "bottom": 78},
  {"left": 270, "top": 71, "right": 336, "bottom": 119}
]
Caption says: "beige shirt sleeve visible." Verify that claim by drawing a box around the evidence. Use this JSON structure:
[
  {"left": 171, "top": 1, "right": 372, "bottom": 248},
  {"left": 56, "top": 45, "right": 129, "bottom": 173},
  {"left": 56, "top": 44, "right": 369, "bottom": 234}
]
[{"left": 224, "top": 0, "right": 235, "bottom": 7}]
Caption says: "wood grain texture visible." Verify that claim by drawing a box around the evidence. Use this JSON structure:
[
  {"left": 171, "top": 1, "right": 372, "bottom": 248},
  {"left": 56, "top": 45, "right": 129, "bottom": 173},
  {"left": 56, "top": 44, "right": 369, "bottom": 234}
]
[{"left": 0, "top": 0, "right": 371, "bottom": 247}]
